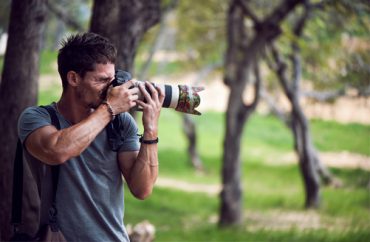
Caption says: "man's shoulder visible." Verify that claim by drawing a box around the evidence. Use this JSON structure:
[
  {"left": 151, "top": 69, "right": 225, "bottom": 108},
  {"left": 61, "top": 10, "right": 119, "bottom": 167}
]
[
  {"left": 20, "top": 105, "right": 51, "bottom": 118},
  {"left": 18, "top": 105, "right": 53, "bottom": 143},
  {"left": 118, "top": 112, "right": 136, "bottom": 124}
]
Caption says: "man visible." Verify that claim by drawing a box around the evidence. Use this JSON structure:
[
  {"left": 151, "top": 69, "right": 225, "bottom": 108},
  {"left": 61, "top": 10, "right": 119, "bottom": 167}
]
[{"left": 17, "top": 32, "right": 164, "bottom": 241}]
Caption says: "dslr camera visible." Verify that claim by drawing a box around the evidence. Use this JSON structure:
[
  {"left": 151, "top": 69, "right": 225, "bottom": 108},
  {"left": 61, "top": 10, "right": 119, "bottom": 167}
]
[{"left": 111, "top": 70, "right": 204, "bottom": 115}]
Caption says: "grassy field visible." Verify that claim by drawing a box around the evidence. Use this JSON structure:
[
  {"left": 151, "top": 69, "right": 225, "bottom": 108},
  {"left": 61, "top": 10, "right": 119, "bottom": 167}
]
[
  {"left": 122, "top": 110, "right": 370, "bottom": 242},
  {"left": 33, "top": 51, "right": 370, "bottom": 241}
]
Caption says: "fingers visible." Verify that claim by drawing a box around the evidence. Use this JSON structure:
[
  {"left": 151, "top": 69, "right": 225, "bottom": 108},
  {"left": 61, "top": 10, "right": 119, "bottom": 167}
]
[
  {"left": 138, "top": 82, "right": 154, "bottom": 104},
  {"left": 137, "top": 81, "right": 165, "bottom": 104},
  {"left": 156, "top": 85, "right": 165, "bottom": 105},
  {"left": 128, "top": 86, "right": 139, "bottom": 95},
  {"left": 121, "top": 79, "right": 136, "bottom": 89},
  {"left": 105, "top": 80, "right": 140, "bottom": 113}
]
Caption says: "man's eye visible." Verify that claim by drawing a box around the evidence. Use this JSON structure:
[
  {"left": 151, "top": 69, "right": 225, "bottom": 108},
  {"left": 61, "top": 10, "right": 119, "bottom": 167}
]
[{"left": 100, "top": 78, "right": 111, "bottom": 83}]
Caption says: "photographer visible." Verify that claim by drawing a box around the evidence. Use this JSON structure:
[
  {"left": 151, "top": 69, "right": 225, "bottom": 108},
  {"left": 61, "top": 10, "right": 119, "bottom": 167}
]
[{"left": 17, "top": 32, "right": 164, "bottom": 241}]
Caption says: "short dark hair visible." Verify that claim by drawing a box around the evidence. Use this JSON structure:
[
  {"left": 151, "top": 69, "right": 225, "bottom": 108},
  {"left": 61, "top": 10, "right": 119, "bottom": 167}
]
[{"left": 57, "top": 32, "right": 117, "bottom": 89}]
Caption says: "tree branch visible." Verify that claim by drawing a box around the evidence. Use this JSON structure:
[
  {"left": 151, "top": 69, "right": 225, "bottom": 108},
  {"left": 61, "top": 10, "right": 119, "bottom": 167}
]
[
  {"left": 240, "top": 61, "right": 261, "bottom": 119},
  {"left": 260, "top": 86, "right": 290, "bottom": 126},
  {"left": 250, "top": 61, "right": 261, "bottom": 110},
  {"left": 265, "top": 0, "right": 305, "bottom": 24},
  {"left": 302, "top": 88, "right": 346, "bottom": 101},
  {"left": 235, "top": 0, "right": 260, "bottom": 24},
  {"left": 46, "top": 0, "right": 84, "bottom": 32},
  {"left": 270, "top": 44, "right": 293, "bottom": 99},
  {"left": 291, "top": 2, "right": 311, "bottom": 93}
]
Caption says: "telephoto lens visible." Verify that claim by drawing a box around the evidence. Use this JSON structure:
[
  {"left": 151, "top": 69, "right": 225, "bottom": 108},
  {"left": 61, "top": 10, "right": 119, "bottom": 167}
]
[{"left": 111, "top": 70, "right": 204, "bottom": 115}]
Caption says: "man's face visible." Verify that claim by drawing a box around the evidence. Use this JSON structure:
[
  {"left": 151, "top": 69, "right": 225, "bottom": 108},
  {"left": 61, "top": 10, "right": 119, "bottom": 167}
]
[{"left": 76, "top": 63, "right": 115, "bottom": 109}]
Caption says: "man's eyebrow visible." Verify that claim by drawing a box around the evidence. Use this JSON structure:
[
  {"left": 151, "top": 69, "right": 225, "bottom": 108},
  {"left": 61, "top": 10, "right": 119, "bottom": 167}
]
[{"left": 97, "top": 75, "right": 114, "bottom": 80}]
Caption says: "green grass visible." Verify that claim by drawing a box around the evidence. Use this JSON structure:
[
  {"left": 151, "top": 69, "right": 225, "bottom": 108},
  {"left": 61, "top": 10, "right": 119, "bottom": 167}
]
[
  {"left": 128, "top": 110, "right": 370, "bottom": 241},
  {"left": 124, "top": 167, "right": 369, "bottom": 241},
  {"left": 311, "top": 119, "right": 370, "bottom": 156}
]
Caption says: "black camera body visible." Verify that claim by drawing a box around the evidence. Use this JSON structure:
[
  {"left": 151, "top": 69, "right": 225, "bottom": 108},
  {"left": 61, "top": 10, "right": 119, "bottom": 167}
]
[{"left": 111, "top": 70, "right": 132, "bottom": 87}]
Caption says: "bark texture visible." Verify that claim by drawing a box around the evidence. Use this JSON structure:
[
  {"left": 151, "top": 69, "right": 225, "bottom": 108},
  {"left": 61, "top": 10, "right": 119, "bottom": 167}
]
[{"left": 0, "top": 0, "right": 46, "bottom": 240}]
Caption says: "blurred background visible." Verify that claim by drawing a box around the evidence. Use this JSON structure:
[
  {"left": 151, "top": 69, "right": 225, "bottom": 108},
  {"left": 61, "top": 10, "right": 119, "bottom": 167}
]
[{"left": 0, "top": 0, "right": 369, "bottom": 241}]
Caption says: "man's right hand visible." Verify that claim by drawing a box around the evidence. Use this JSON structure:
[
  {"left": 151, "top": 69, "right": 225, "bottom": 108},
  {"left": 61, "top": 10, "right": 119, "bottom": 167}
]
[{"left": 106, "top": 80, "right": 139, "bottom": 115}]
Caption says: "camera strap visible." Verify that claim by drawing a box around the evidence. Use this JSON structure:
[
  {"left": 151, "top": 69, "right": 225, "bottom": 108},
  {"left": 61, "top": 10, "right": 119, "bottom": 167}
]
[{"left": 106, "top": 116, "right": 123, "bottom": 152}]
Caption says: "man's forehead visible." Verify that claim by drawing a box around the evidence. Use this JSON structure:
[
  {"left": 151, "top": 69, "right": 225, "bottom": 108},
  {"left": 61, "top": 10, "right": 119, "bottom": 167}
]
[{"left": 90, "top": 63, "right": 115, "bottom": 77}]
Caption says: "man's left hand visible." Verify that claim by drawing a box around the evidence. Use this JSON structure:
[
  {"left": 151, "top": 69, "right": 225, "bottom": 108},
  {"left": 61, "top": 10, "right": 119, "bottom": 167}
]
[{"left": 135, "top": 81, "right": 165, "bottom": 139}]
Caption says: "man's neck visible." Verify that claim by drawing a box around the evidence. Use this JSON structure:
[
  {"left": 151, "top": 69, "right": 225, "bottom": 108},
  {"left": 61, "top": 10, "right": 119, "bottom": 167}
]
[{"left": 57, "top": 94, "right": 91, "bottom": 124}]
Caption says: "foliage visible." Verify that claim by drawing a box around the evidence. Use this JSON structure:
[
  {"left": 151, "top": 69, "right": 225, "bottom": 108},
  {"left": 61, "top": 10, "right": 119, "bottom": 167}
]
[
  {"left": 339, "top": 50, "right": 370, "bottom": 95},
  {"left": 176, "top": 0, "right": 227, "bottom": 68},
  {"left": 299, "top": 0, "right": 370, "bottom": 94}
]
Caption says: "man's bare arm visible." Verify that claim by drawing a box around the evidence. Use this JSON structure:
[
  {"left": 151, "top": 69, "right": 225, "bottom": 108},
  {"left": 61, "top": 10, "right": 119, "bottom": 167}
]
[
  {"left": 25, "top": 105, "right": 112, "bottom": 165},
  {"left": 118, "top": 142, "right": 158, "bottom": 200},
  {"left": 118, "top": 82, "right": 164, "bottom": 199}
]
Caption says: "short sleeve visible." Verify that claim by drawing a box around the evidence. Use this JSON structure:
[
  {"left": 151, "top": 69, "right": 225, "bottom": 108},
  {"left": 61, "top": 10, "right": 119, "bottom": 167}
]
[
  {"left": 18, "top": 106, "right": 52, "bottom": 143},
  {"left": 117, "top": 112, "right": 140, "bottom": 152}
]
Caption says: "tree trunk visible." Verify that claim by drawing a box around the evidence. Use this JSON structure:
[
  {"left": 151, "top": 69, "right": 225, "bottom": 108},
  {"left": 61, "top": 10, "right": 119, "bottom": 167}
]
[
  {"left": 260, "top": 77, "right": 335, "bottom": 186},
  {"left": 220, "top": 3, "right": 247, "bottom": 225},
  {"left": 270, "top": 45, "right": 322, "bottom": 208},
  {"left": 183, "top": 114, "right": 203, "bottom": 171},
  {"left": 220, "top": 0, "right": 303, "bottom": 226},
  {"left": 265, "top": 1, "right": 335, "bottom": 207},
  {"left": 181, "top": 61, "right": 222, "bottom": 171},
  {"left": 0, "top": 0, "right": 46, "bottom": 240},
  {"left": 291, "top": 99, "right": 321, "bottom": 207},
  {"left": 220, "top": 86, "right": 248, "bottom": 225},
  {"left": 90, "top": 0, "right": 161, "bottom": 74}
]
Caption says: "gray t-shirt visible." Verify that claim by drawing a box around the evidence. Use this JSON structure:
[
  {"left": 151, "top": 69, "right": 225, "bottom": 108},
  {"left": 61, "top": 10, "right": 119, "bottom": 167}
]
[{"left": 18, "top": 104, "right": 140, "bottom": 242}]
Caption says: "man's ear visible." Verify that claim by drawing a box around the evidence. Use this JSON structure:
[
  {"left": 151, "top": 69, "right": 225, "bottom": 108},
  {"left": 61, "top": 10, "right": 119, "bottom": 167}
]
[{"left": 66, "top": 71, "right": 80, "bottom": 87}]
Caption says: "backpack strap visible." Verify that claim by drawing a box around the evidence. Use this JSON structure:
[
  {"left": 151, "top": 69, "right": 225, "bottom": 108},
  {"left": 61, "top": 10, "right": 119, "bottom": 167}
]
[
  {"left": 106, "top": 116, "right": 123, "bottom": 151},
  {"left": 40, "top": 105, "right": 61, "bottom": 205},
  {"left": 11, "top": 105, "right": 61, "bottom": 233},
  {"left": 38, "top": 105, "right": 61, "bottom": 232}
]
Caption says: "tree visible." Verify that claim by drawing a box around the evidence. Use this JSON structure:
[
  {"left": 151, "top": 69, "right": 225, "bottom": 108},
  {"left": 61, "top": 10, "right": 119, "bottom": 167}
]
[
  {"left": 89, "top": 0, "right": 162, "bottom": 75},
  {"left": 267, "top": 2, "right": 324, "bottom": 207},
  {"left": 265, "top": 0, "right": 370, "bottom": 207},
  {"left": 220, "top": 0, "right": 304, "bottom": 226},
  {"left": 0, "top": 0, "right": 47, "bottom": 240}
]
